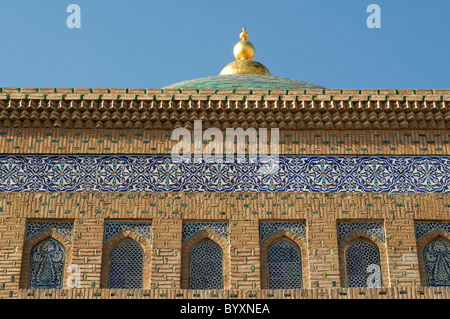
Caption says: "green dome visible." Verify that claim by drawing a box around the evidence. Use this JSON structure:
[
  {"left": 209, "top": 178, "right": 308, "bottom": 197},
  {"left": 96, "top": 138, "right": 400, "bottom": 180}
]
[{"left": 163, "top": 74, "right": 325, "bottom": 90}]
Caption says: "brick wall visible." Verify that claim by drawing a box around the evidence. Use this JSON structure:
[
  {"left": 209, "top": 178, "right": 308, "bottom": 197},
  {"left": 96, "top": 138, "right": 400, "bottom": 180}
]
[
  {"left": 0, "top": 128, "right": 449, "bottom": 156},
  {"left": 0, "top": 192, "right": 449, "bottom": 299},
  {"left": 0, "top": 89, "right": 449, "bottom": 299}
]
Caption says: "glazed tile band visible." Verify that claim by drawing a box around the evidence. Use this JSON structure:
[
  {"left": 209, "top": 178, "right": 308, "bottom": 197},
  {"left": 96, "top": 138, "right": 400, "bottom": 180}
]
[{"left": 0, "top": 155, "right": 448, "bottom": 193}]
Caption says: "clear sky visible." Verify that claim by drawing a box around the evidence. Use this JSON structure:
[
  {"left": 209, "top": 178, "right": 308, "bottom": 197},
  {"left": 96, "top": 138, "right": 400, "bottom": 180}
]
[{"left": 0, "top": 0, "right": 449, "bottom": 89}]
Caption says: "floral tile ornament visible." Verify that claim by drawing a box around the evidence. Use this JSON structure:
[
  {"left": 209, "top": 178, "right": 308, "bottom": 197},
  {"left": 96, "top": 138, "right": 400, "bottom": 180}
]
[{"left": 0, "top": 155, "right": 448, "bottom": 193}]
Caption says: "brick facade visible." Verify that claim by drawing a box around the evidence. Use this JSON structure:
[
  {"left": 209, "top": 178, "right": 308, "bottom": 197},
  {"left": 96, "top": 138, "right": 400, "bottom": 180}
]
[{"left": 1, "top": 89, "right": 450, "bottom": 299}]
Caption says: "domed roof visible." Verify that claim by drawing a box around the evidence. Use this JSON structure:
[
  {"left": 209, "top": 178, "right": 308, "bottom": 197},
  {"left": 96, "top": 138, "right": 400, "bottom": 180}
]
[
  {"left": 163, "top": 27, "right": 325, "bottom": 90},
  {"left": 163, "top": 74, "right": 325, "bottom": 90}
]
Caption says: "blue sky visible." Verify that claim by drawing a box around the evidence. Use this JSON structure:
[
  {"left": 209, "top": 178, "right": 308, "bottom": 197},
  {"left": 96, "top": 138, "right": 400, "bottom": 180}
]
[{"left": 0, "top": 0, "right": 449, "bottom": 89}]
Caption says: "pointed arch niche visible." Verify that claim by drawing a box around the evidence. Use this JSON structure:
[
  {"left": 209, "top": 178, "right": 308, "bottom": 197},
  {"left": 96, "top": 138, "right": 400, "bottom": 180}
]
[
  {"left": 416, "top": 229, "right": 450, "bottom": 287},
  {"left": 260, "top": 229, "right": 309, "bottom": 289},
  {"left": 100, "top": 229, "right": 152, "bottom": 289},
  {"left": 20, "top": 228, "right": 73, "bottom": 289},
  {"left": 181, "top": 229, "right": 230, "bottom": 289},
  {"left": 338, "top": 229, "right": 388, "bottom": 288}
]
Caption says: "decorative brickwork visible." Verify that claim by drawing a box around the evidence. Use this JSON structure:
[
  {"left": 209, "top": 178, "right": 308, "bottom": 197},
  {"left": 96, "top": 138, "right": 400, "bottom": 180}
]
[
  {"left": 0, "top": 87, "right": 450, "bottom": 299},
  {"left": 2, "top": 128, "right": 450, "bottom": 156},
  {"left": 0, "top": 191, "right": 447, "bottom": 298},
  {"left": 0, "top": 89, "right": 449, "bottom": 130}
]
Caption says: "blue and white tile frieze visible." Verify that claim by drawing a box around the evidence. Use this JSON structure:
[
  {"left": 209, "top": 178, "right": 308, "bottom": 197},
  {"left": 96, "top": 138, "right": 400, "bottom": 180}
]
[{"left": 0, "top": 155, "right": 449, "bottom": 193}]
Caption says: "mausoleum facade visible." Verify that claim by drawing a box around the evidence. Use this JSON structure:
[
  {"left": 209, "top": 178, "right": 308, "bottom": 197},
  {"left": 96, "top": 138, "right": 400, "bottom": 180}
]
[{"left": 1, "top": 29, "right": 450, "bottom": 299}]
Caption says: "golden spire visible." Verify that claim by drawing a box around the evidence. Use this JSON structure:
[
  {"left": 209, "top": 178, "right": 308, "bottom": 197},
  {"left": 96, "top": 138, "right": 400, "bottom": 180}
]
[
  {"left": 220, "top": 27, "right": 271, "bottom": 76},
  {"left": 233, "top": 27, "right": 255, "bottom": 60},
  {"left": 240, "top": 27, "right": 249, "bottom": 40}
]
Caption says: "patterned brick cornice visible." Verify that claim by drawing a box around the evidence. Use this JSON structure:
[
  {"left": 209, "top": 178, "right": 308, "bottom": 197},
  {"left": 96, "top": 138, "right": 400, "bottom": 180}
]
[{"left": 0, "top": 88, "right": 449, "bottom": 130}]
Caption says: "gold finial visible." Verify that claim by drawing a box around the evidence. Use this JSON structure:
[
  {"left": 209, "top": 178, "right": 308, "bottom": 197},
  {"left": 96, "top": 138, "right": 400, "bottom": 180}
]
[
  {"left": 239, "top": 27, "right": 249, "bottom": 40},
  {"left": 219, "top": 27, "right": 271, "bottom": 76},
  {"left": 233, "top": 27, "right": 255, "bottom": 60}
]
